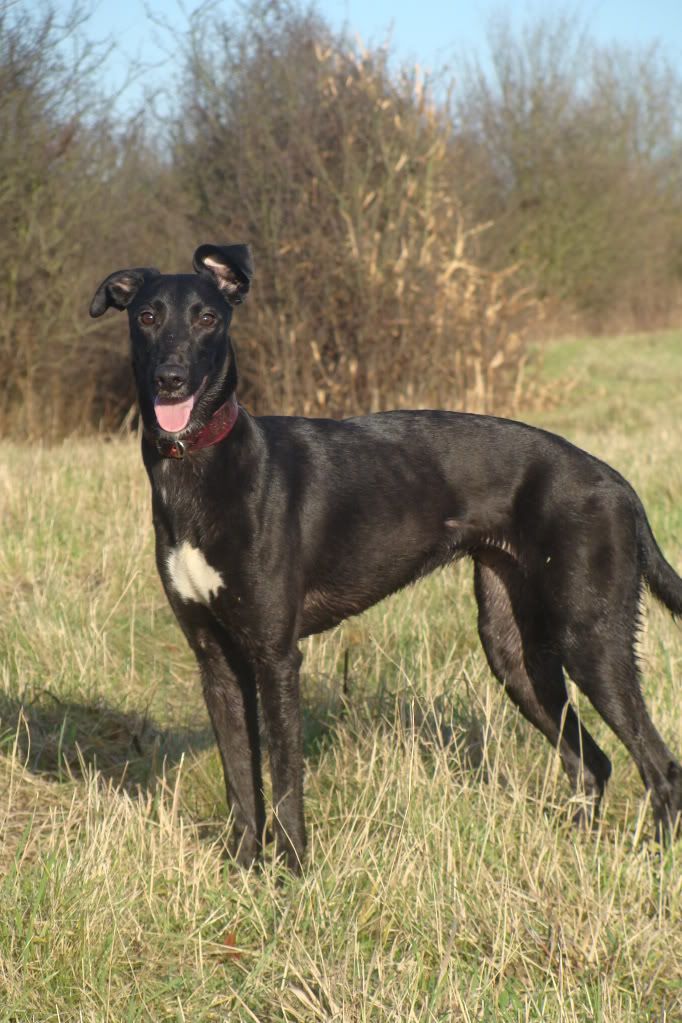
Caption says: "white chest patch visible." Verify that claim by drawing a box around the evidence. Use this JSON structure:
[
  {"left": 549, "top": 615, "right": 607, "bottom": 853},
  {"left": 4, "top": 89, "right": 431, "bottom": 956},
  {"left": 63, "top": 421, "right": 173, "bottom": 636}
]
[{"left": 166, "top": 542, "right": 225, "bottom": 606}]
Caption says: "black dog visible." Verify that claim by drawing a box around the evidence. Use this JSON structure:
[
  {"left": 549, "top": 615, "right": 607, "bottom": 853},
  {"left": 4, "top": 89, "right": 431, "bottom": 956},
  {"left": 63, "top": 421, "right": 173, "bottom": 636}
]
[{"left": 90, "top": 244, "right": 682, "bottom": 872}]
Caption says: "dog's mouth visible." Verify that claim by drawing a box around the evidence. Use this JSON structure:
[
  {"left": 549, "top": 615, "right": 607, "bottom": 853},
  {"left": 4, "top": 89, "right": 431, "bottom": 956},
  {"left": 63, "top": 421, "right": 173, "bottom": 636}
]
[{"left": 154, "top": 376, "right": 207, "bottom": 433}]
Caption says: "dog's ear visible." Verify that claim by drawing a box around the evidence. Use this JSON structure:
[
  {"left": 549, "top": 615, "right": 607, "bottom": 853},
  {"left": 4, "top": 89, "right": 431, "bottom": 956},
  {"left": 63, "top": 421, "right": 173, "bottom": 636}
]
[
  {"left": 89, "top": 267, "right": 161, "bottom": 318},
  {"left": 193, "top": 244, "right": 254, "bottom": 305}
]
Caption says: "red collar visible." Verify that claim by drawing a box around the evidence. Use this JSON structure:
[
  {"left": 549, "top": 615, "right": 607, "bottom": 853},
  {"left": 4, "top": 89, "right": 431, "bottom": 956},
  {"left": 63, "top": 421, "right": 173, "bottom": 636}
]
[{"left": 153, "top": 395, "right": 240, "bottom": 459}]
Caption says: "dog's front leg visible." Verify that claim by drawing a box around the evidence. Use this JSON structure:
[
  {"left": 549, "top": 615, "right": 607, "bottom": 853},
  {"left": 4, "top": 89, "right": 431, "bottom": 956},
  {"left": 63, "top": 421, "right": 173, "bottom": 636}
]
[
  {"left": 193, "top": 632, "right": 266, "bottom": 868},
  {"left": 257, "top": 649, "right": 306, "bottom": 873}
]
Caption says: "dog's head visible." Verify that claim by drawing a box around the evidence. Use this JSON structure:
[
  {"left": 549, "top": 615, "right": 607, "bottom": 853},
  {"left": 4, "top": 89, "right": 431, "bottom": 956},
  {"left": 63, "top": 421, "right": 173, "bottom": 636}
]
[{"left": 90, "top": 244, "right": 253, "bottom": 439}]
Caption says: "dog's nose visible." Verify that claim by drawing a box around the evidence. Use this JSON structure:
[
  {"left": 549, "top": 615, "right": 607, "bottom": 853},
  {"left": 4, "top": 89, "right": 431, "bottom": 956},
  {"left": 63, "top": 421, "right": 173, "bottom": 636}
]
[{"left": 155, "top": 362, "right": 188, "bottom": 393}]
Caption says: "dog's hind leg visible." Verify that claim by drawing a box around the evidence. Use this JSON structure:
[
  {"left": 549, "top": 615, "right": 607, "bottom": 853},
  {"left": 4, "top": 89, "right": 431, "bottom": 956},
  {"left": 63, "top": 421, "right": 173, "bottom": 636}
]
[
  {"left": 560, "top": 618, "right": 682, "bottom": 839},
  {"left": 474, "top": 554, "right": 612, "bottom": 819}
]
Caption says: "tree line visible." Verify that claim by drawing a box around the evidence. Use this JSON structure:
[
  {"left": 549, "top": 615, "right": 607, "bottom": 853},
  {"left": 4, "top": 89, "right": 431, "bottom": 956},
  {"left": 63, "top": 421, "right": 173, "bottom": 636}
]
[{"left": 1, "top": 1, "right": 680, "bottom": 436}]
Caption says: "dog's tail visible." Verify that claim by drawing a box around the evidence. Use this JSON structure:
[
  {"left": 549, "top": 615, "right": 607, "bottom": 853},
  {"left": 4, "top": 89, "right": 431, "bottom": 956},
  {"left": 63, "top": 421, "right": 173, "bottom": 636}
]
[{"left": 640, "top": 510, "right": 682, "bottom": 617}]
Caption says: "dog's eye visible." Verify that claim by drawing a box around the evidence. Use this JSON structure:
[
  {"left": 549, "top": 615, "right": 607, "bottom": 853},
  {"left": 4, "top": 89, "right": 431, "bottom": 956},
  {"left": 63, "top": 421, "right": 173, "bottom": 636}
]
[
  {"left": 199, "top": 312, "right": 216, "bottom": 327},
  {"left": 140, "top": 311, "right": 156, "bottom": 326}
]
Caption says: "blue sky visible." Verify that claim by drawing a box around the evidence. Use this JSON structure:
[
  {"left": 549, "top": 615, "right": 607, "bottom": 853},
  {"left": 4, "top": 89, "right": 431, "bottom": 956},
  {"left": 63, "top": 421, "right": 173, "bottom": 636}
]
[{"left": 45, "top": 0, "right": 682, "bottom": 112}]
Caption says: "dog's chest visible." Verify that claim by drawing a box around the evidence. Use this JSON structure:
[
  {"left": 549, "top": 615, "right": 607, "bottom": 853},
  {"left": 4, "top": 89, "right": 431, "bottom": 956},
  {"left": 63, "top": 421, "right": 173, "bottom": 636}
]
[
  {"left": 152, "top": 467, "right": 232, "bottom": 608},
  {"left": 165, "top": 540, "right": 225, "bottom": 606}
]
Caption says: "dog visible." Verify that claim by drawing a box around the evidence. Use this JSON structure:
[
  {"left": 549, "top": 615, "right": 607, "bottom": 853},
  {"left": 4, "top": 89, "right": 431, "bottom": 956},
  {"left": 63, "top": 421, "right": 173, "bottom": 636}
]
[{"left": 90, "top": 243, "right": 682, "bottom": 872}]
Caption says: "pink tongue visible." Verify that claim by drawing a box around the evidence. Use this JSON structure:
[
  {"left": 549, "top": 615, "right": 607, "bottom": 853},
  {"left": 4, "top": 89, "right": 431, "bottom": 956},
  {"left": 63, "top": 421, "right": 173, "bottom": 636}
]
[{"left": 154, "top": 394, "right": 195, "bottom": 433}]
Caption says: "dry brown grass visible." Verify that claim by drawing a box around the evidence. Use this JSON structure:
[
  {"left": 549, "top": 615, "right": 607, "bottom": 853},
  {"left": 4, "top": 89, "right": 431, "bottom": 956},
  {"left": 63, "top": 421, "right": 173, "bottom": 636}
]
[{"left": 1, "top": 331, "right": 681, "bottom": 1019}]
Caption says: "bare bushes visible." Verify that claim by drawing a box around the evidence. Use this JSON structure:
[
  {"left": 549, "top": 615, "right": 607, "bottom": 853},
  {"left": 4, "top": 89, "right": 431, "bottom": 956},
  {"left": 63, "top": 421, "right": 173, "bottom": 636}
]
[
  {"left": 1, "top": 0, "right": 536, "bottom": 436},
  {"left": 0, "top": 2, "right": 188, "bottom": 436},
  {"left": 0, "top": 2, "right": 115, "bottom": 435},
  {"left": 13, "top": 2, "right": 682, "bottom": 433},
  {"left": 452, "top": 13, "right": 682, "bottom": 331},
  {"left": 173, "top": 2, "right": 536, "bottom": 417}
]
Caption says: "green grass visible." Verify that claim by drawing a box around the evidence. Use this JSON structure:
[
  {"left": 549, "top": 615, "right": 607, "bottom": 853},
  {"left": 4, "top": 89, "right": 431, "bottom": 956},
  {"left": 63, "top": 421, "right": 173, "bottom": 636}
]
[
  {"left": 531, "top": 327, "right": 682, "bottom": 435},
  {"left": 1, "top": 331, "right": 681, "bottom": 1021}
]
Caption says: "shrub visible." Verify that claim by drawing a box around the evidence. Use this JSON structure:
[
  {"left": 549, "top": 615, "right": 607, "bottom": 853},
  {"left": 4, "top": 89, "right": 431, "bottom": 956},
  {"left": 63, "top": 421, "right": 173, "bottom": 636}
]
[
  {"left": 452, "top": 12, "right": 682, "bottom": 329},
  {"left": 172, "top": 1, "right": 537, "bottom": 417},
  {"left": 0, "top": 1, "right": 187, "bottom": 436}
]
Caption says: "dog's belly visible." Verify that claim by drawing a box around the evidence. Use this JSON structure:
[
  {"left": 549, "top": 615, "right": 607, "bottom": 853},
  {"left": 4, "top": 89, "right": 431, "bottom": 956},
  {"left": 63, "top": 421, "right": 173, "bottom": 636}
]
[
  {"left": 299, "top": 543, "right": 458, "bottom": 636},
  {"left": 300, "top": 587, "right": 377, "bottom": 635}
]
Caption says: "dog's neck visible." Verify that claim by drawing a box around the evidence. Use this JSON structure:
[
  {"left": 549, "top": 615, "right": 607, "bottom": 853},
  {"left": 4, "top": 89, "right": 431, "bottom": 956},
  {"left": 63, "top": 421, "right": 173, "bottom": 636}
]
[{"left": 143, "top": 397, "right": 262, "bottom": 549}]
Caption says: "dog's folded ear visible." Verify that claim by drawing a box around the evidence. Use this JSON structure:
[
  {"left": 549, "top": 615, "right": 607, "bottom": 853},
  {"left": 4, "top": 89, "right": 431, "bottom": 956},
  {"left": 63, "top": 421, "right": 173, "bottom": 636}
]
[
  {"left": 193, "top": 244, "right": 254, "bottom": 305},
  {"left": 89, "top": 268, "right": 161, "bottom": 317}
]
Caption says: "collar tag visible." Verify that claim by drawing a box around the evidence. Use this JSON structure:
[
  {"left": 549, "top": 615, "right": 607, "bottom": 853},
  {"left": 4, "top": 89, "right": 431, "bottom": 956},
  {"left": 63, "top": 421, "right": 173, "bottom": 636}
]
[{"left": 157, "top": 438, "right": 186, "bottom": 459}]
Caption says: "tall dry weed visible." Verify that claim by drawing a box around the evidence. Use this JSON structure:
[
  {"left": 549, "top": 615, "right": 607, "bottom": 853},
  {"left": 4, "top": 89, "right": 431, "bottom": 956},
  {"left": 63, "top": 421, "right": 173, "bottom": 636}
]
[{"left": 173, "top": 2, "right": 539, "bottom": 417}]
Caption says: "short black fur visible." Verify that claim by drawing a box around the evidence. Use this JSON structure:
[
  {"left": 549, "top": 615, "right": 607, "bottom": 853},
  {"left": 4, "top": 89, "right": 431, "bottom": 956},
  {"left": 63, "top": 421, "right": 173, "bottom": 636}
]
[{"left": 90, "top": 245, "right": 682, "bottom": 871}]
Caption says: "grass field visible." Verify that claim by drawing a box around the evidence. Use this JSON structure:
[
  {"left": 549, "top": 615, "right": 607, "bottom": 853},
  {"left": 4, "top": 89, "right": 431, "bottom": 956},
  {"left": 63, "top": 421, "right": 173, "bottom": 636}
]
[{"left": 1, "top": 331, "right": 681, "bottom": 1021}]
